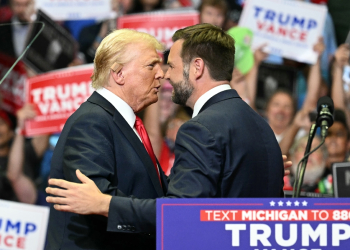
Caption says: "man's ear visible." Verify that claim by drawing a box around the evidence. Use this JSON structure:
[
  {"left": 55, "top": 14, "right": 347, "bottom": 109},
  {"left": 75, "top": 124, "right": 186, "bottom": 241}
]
[
  {"left": 110, "top": 63, "right": 124, "bottom": 85},
  {"left": 193, "top": 58, "right": 205, "bottom": 80}
]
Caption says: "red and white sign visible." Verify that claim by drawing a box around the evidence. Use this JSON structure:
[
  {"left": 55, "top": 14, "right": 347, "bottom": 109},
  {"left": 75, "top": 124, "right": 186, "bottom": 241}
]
[
  {"left": 117, "top": 11, "right": 199, "bottom": 49},
  {"left": 239, "top": 0, "right": 327, "bottom": 64},
  {"left": 0, "top": 53, "right": 26, "bottom": 114},
  {"left": 25, "top": 64, "right": 94, "bottom": 136},
  {"left": 0, "top": 199, "right": 49, "bottom": 250}
]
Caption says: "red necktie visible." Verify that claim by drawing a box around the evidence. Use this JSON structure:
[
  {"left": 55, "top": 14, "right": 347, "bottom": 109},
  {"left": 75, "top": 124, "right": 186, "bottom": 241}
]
[{"left": 134, "top": 116, "right": 162, "bottom": 186}]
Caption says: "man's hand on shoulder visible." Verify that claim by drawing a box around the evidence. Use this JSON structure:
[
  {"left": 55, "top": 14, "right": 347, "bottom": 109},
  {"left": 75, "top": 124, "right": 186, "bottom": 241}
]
[{"left": 46, "top": 170, "right": 111, "bottom": 217}]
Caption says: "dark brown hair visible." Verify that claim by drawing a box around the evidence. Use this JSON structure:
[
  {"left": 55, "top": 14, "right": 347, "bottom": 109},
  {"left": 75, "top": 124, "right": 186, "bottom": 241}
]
[{"left": 172, "top": 23, "right": 235, "bottom": 82}]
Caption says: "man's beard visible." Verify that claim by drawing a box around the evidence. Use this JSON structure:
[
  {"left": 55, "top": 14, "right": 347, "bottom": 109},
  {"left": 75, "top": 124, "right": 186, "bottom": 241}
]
[{"left": 170, "top": 65, "right": 194, "bottom": 106}]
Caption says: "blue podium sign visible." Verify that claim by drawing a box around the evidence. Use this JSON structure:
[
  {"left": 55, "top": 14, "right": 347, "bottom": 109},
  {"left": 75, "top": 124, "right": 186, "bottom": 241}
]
[{"left": 157, "top": 198, "right": 350, "bottom": 250}]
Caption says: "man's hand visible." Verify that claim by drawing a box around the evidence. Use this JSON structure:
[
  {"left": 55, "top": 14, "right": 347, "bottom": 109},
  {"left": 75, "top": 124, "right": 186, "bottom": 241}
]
[
  {"left": 46, "top": 170, "right": 112, "bottom": 217},
  {"left": 253, "top": 43, "right": 269, "bottom": 66},
  {"left": 283, "top": 155, "right": 292, "bottom": 176},
  {"left": 313, "top": 37, "right": 325, "bottom": 59},
  {"left": 16, "top": 104, "right": 37, "bottom": 130},
  {"left": 334, "top": 43, "right": 350, "bottom": 68}
]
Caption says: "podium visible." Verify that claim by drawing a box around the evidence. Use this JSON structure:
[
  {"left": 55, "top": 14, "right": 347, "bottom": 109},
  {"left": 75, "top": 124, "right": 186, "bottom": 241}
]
[{"left": 157, "top": 198, "right": 350, "bottom": 249}]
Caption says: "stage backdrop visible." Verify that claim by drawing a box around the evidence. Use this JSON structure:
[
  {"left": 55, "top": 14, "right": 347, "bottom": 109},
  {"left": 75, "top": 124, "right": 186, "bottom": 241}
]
[
  {"left": 239, "top": 0, "right": 327, "bottom": 64},
  {"left": 157, "top": 198, "right": 350, "bottom": 250}
]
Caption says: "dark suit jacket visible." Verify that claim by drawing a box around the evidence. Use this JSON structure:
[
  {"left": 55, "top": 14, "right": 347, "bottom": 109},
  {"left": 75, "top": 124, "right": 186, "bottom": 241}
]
[
  {"left": 46, "top": 92, "right": 168, "bottom": 250},
  {"left": 109, "top": 89, "right": 284, "bottom": 231},
  {"left": 167, "top": 89, "right": 284, "bottom": 198},
  {"left": 0, "top": 21, "right": 16, "bottom": 58}
]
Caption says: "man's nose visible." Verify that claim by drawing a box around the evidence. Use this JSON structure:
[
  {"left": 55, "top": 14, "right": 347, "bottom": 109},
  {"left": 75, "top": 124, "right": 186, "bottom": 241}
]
[{"left": 156, "top": 65, "right": 164, "bottom": 79}]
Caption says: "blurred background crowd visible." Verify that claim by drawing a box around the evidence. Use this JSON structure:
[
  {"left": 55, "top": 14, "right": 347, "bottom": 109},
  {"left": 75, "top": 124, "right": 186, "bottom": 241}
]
[{"left": 0, "top": 0, "right": 349, "bottom": 207}]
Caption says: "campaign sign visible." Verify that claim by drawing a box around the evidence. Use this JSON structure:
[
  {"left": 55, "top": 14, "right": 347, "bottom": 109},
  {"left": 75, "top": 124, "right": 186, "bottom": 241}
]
[
  {"left": 239, "top": 0, "right": 327, "bottom": 64},
  {"left": 0, "top": 53, "right": 26, "bottom": 114},
  {"left": 25, "top": 64, "right": 94, "bottom": 136},
  {"left": 157, "top": 198, "right": 350, "bottom": 250},
  {"left": 117, "top": 11, "right": 199, "bottom": 49},
  {"left": 35, "top": 0, "right": 114, "bottom": 20},
  {"left": 0, "top": 199, "right": 49, "bottom": 250}
]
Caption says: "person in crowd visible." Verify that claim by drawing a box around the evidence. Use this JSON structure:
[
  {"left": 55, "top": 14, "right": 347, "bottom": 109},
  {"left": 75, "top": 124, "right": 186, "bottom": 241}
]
[
  {"left": 266, "top": 38, "right": 325, "bottom": 154},
  {"left": 331, "top": 43, "right": 350, "bottom": 127},
  {"left": 46, "top": 24, "right": 286, "bottom": 244},
  {"left": 45, "top": 29, "right": 167, "bottom": 250},
  {"left": 313, "top": 44, "right": 350, "bottom": 194},
  {"left": 158, "top": 109, "right": 190, "bottom": 175},
  {"left": 6, "top": 104, "right": 48, "bottom": 205},
  {"left": 0, "top": 104, "right": 48, "bottom": 204},
  {"left": 0, "top": 0, "right": 34, "bottom": 58},
  {"left": 0, "top": 109, "right": 17, "bottom": 201},
  {"left": 283, "top": 135, "right": 327, "bottom": 193},
  {"left": 198, "top": 0, "right": 227, "bottom": 29},
  {"left": 145, "top": 102, "right": 190, "bottom": 176},
  {"left": 325, "top": 109, "right": 350, "bottom": 169},
  {"left": 324, "top": 43, "right": 350, "bottom": 188},
  {"left": 158, "top": 80, "right": 178, "bottom": 125},
  {"left": 223, "top": 1, "right": 241, "bottom": 31}
]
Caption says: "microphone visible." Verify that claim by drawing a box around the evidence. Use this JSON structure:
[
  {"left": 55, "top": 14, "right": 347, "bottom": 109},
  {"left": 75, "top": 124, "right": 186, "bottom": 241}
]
[{"left": 316, "top": 96, "right": 334, "bottom": 139}]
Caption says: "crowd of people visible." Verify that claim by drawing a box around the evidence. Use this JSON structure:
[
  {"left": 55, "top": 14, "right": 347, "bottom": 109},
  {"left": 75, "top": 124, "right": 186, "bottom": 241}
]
[{"left": 0, "top": 0, "right": 349, "bottom": 211}]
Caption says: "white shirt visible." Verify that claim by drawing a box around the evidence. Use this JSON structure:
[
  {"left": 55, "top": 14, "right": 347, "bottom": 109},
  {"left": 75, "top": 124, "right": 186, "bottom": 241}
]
[
  {"left": 12, "top": 16, "right": 30, "bottom": 58},
  {"left": 96, "top": 88, "right": 141, "bottom": 140},
  {"left": 96, "top": 88, "right": 160, "bottom": 172},
  {"left": 192, "top": 84, "right": 231, "bottom": 118}
]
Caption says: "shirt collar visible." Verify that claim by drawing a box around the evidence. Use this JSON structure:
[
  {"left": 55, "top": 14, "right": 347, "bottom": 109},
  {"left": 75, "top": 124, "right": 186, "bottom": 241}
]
[
  {"left": 96, "top": 87, "right": 136, "bottom": 128},
  {"left": 192, "top": 84, "right": 231, "bottom": 118}
]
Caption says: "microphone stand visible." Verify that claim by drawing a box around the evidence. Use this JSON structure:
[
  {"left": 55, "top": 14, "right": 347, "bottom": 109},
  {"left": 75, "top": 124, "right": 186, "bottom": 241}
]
[{"left": 292, "top": 123, "right": 317, "bottom": 198}]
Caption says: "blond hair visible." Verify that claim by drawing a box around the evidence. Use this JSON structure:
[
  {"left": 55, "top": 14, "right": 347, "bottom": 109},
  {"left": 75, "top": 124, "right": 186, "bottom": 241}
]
[{"left": 91, "top": 29, "right": 164, "bottom": 89}]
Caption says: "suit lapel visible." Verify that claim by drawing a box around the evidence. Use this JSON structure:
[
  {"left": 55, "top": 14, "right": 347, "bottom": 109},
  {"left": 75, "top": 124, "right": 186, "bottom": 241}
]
[
  {"left": 198, "top": 89, "right": 241, "bottom": 114},
  {"left": 87, "top": 92, "right": 164, "bottom": 196}
]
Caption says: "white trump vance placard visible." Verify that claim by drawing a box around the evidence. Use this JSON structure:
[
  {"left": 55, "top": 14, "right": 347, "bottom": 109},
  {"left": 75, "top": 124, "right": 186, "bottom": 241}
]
[
  {"left": 239, "top": 0, "right": 327, "bottom": 64},
  {"left": 0, "top": 199, "right": 49, "bottom": 250},
  {"left": 35, "top": 0, "right": 114, "bottom": 20}
]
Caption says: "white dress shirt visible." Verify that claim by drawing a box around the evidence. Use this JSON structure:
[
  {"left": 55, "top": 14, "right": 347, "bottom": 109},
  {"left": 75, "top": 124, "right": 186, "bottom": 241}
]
[
  {"left": 192, "top": 84, "right": 231, "bottom": 118},
  {"left": 96, "top": 88, "right": 161, "bottom": 172},
  {"left": 96, "top": 88, "right": 141, "bottom": 140},
  {"left": 12, "top": 16, "right": 30, "bottom": 58}
]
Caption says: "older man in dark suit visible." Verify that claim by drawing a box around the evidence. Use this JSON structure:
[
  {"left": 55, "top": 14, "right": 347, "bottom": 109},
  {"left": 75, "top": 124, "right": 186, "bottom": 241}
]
[
  {"left": 45, "top": 29, "right": 167, "bottom": 250},
  {"left": 46, "top": 24, "right": 285, "bottom": 244}
]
